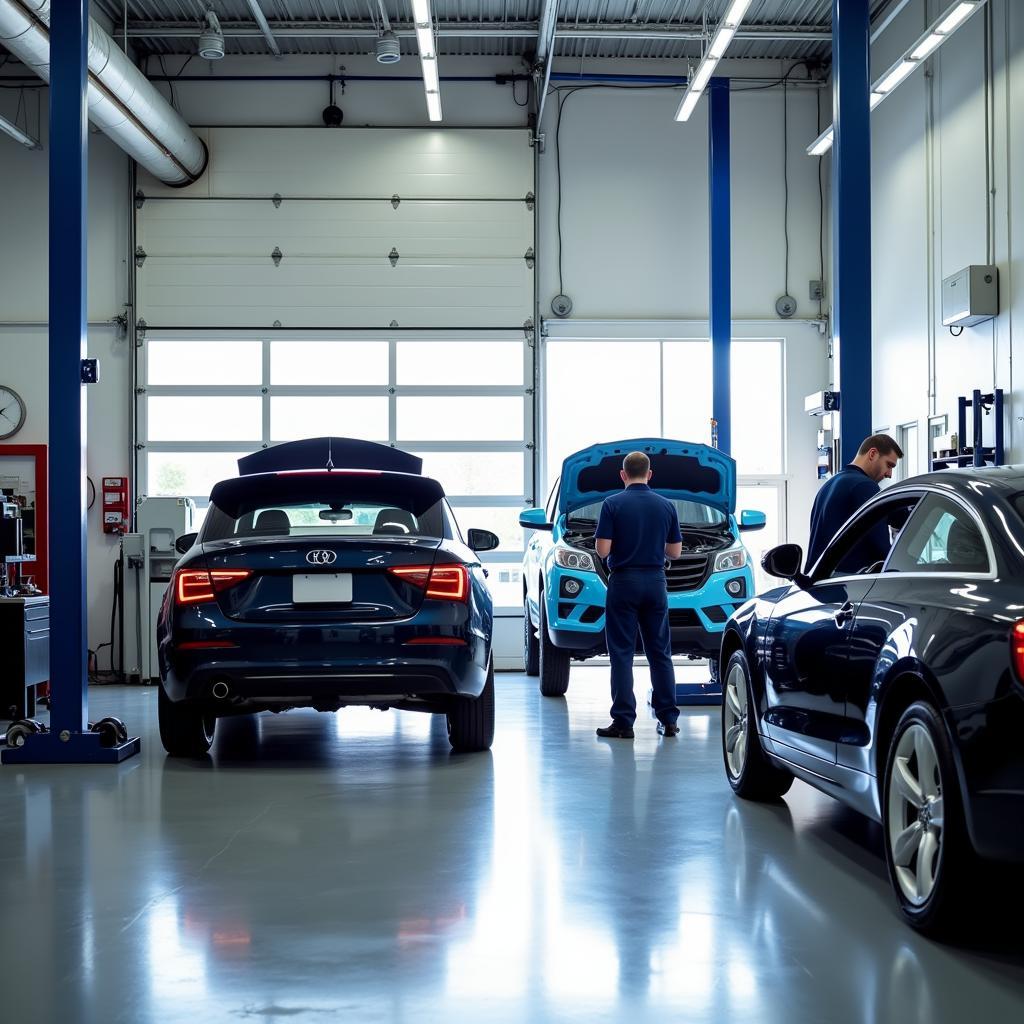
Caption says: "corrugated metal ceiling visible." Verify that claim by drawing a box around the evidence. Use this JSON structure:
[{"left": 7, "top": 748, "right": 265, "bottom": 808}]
[{"left": 92, "top": 1, "right": 896, "bottom": 62}]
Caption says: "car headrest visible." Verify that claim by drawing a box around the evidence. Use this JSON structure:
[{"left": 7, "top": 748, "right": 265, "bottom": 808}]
[
  {"left": 373, "top": 508, "right": 417, "bottom": 536},
  {"left": 946, "top": 519, "right": 987, "bottom": 571},
  {"left": 254, "top": 509, "right": 291, "bottom": 535}
]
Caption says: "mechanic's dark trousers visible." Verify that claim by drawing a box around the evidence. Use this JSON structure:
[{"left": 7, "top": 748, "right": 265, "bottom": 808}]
[{"left": 605, "top": 568, "right": 678, "bottom": 728}]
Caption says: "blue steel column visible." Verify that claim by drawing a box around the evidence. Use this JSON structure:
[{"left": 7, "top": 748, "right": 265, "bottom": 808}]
[
  {"left": 833, "top": 0, "right": 872, "bottom": 463},
  {"left": 708, "top": 78, "right": 731, "bottom": 455},
  {"left": 2, "top": 1, "right": 139, "bottom": 763},
  {"left": 48, "top": 0, "right": 91, "bottom": 736}
]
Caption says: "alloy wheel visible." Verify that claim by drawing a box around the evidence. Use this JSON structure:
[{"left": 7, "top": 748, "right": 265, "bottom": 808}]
[
  {"left": 887, "top": 723, "right": 945, "bottom": 906},
  {"left": 723, "top": 662, "right": 748, "bottom": 779}
]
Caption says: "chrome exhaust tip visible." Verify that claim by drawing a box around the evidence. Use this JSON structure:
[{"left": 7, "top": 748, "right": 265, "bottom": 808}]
[{"left": 211, "top": 680, "right": 230, "bottom": 700}]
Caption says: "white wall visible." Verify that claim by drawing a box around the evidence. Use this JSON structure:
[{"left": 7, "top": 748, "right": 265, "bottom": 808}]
[
  {"left": 869, "top": 0, "right": 1023, "bottom": 466},
  {"left": 0, "top": 51, "right": 829, "bottom": 658}
]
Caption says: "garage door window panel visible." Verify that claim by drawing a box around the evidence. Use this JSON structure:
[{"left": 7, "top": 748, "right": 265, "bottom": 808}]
[
  {"left": 147, "top": 452, "right": 250, "bottom": 499},
  {"left": 410, "top": 451, "right": 526, "bottom": 498},
  {"left": 397, "top": 341, "right": 523, "bottom": 386},
  {"left": 398, "top": 397, "right": 524, "bottom": 442},
  {"left": 148, "top": 341, "right": 262, "bottom": 386},
  {"left": 271, "top": 396, "right": 390, "bottom": 443},
  {"left": 147, "top": 396, "right": 262, "bottom": 442},
  {"left": 271, "top": 341, "right": 389, "bottom": 386}
]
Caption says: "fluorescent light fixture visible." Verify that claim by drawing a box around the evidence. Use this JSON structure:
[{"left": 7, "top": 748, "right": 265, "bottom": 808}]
[
  {"left": 0, "top": 112, "right": 39, "bottom": 149},
  {"left": 805, "top": 0, "right": 985, "bottom": 156},
  {"left": 675, "top": 89, "right": 703, "bottom": 123},
  {"left": 938, "top": 1, "right": 976, "bottom": 33},
  {"left": 876, "top": 59, "right": 917, "bottom": 94},
  {"left": 709, "top": 26, "right": 736, "bottom": 60},
  {"left": 724, "top": 0, "right": 753, "bottom": 25},
  {"left": 421, "top": 56, "right": 439, "bottom": 93},
  {"left": 910, "top": 32, "right": 944, "bottom": 60},
  {"left": 410, "top": 0, "right": 441, "bottom": 123},
  {"left": 807, "top": 127, "right": 834, "bottom": 157},
  {"left": 415, "top": 25, "right": 434, "bottom": 56},
  {"left": 673, "top": 0, "right": 752, "bottom": 122}
]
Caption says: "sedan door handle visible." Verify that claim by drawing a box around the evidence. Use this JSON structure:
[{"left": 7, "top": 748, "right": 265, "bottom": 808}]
[{"left": 834, "top": 602, "right": 854, "bottom": 628}]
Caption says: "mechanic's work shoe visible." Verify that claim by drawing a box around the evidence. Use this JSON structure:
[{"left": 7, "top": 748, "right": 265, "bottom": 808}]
[
  {"left": 657, "top": 721, "right": 680, "bottom": 737},
  {"left": 596, "top": 724, "right": 635, "bottom": 739}
]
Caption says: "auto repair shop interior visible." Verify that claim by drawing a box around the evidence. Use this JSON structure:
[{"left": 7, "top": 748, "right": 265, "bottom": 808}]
[{"left": 1, "top": 1, "right": 1023, "bottom": 1020}]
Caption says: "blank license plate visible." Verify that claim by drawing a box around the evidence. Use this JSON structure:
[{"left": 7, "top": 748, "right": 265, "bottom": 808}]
[{"left": 293, "top": 573, "right": 353, "bottom": 604}]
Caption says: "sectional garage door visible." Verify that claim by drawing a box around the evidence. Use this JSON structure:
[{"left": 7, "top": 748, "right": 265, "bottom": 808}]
[
  {"left": 134, "top": 128, "right": 535, "bottom": 614},
  {"left": 135, "top": 127, "right": 534, "bottom": 330}
]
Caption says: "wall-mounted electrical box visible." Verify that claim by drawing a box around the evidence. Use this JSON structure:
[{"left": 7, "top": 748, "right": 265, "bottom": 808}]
[
  {"left": 804, "top": 390, "right": 840, "bottom": 416},
  {"left": 942, "top": 265, "right": 998, "bottom": 328}
]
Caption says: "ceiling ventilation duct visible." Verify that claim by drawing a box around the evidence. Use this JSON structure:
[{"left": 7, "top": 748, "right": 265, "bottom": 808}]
[{"left": 0, "top": 0, "right": 207, "bottom": 187}]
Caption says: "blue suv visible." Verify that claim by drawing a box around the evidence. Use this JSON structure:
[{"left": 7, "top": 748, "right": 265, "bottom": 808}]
[{"left": 520, "top": 439, "right": 766, "bottom": 698}]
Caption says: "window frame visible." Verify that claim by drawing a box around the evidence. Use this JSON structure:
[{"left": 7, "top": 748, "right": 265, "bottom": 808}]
[{"left": 137, "top": 330, "right": 534, "bottom": 613}]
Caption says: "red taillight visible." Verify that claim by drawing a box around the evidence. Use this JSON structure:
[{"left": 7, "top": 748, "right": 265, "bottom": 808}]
[
  {"left": 389, "top": 563, "right": 469, "bottom": 603},
  {"left": 1012, "top": 621, "right": 1024, "bottom": 681},
  {"left": 175, "top": 569, "right": 252, "bottom": 605},
  {"left": 403, "top": 636, "right": 468, "bottom": 646},
  {"left": 176, "top": 640, "right": 239, "bottom": 650}
]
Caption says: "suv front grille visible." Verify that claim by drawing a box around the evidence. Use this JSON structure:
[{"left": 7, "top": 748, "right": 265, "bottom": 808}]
[{"left": 665, "top": 554, "right": 710, "bottom": 593}]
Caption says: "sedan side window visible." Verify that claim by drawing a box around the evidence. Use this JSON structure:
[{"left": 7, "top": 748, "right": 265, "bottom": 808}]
[
  {"left": 884, "top": 495, "right": 990, "bottom": 574},
  {"left": 815, "top": 496, "right": 920, "bottom": 580}
]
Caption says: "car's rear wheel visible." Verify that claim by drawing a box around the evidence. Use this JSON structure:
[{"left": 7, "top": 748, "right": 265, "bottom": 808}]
[
  {"left": 447, "top": 661, "right": 495, "bottom": 753},
  {"left": 523, "top": 599, "right": 540, "bottom": 676},
  {"left": 722, "top": 650, "right": 792, "bottom": 800},
  {"left": 158, "top": 684, "right": 216, "bottom": 756},
  {"left": 538, "top": 597, "right": 570, "bottom": 697},
  {"left": 882, "top": 701, "right": 972, "bottom": 936}
]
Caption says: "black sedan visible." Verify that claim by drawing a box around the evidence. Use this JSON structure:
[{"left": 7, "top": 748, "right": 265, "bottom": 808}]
[
  {"left": 719, "top": 466, "right": 1024, "bottom": 935},
  {"left": 157, "top": 438, "right": 497, "bottom": 757}
]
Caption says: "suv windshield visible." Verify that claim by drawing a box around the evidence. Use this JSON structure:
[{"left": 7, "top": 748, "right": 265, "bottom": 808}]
[{"left": 566, "top": 498, "right": 727, "bottom": 530}]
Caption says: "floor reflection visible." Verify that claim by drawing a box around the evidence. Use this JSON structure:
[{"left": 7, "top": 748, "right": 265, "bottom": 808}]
[{"left": 0, "top": 669, "right": 1021, "bottom": 1023}]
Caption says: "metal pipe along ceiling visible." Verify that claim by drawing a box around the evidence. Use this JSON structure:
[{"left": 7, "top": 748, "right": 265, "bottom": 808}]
[{"left": 0, "top": 0, "right": 206, "bottom": 186}]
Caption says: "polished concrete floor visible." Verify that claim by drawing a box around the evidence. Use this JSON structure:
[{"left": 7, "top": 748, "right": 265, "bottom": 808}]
[{"left": 1, "top": 667, "right": 1022, "bottom": 1023}]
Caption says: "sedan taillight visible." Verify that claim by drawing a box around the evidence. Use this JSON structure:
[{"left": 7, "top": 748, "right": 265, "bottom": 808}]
[
  {"left": 389, "top": 563, "right": 469, "bottom": 603},
  {"left": 175, "top": 569, "right": 252, "bottom": 605},
  {"left": 1012, "top": 621, "right": 1024, "bottom": 682}
]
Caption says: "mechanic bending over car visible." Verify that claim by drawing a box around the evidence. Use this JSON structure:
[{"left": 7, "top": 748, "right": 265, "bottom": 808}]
[
  {"left": 806, "top": 433, "right": 903, "bottom": 573},
  {"left": 593, "top": 451, "right": 683, "bottom": 740}
]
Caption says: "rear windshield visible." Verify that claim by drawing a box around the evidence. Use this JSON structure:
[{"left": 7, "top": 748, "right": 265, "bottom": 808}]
[
  {"left": 201, "top": 472, "right": 448, "bottom": 542},
  {"left": 566, "top": 498, "right": 727, "bottom": 529}
]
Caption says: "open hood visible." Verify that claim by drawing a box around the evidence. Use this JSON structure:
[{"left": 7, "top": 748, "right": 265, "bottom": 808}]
[{"left": 558, "top": 439, "right": 737, "bottom": 516}]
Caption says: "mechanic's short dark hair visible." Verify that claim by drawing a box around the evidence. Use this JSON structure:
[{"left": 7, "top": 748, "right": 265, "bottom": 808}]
[
  {"left": 857, "top": 433, "right": 903, "bottom": 459},
  {"left": 623, "top": 451, "right": 650, "bottom": 479}
]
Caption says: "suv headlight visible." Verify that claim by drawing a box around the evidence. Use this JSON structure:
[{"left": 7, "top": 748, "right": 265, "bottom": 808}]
[
  {"left": 713, "top": 548, "right": 747, "bottom": 573},
  {"left": 554, "top": 546, "right": 599, "bottom": 572}
]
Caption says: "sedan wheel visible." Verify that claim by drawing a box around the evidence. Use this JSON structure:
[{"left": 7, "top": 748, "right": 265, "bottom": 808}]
[
  {"left": 720, "top": 650, "right": 792, "bottom": 801},
  {"left": 887, "top": 722, "right": 944, "bottom": 906},
  {"left": 882, "top": 701, "right": 972, "bottom": 935}
]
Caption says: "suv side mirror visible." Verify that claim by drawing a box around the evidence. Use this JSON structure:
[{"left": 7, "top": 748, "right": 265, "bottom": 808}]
[
  {"left": 467, "top": 528, "right": 500, "bottom": 552},
  {"left": 174, "top": 532, "right": 198, "bottom": 555},
  {"left": 762, "top": 543, "right": 805, "bottom": 581},
  {"left": 519, "top": 507, "right": 553, "bottom": 532},
  {"left": 739, "top": 509, "right": 767, "bottom": 532}
]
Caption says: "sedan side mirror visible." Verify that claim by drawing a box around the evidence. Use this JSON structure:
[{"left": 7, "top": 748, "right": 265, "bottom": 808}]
[
  {"left": 739, "top": 509, "right": 767, "bottom": 532},
  {"left": 175, "top": 532, "right": 198, "bottom": 555},
  {"left": 762, "top": 543, "right": 807, "bottom": 582},
  {"left": 467, "top": 528, "right": 500, "bottom": 552},
  {"left": 519, "top": 507, "right": 553, "bottom": 532}
]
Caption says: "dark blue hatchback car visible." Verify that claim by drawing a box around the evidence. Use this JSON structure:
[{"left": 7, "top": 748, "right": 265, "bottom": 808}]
[{"left": 157, "top": 439, "right": 497, "bottom": 756}]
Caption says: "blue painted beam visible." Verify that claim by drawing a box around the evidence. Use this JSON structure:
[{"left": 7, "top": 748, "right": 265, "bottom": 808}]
[
  {"left": 48, "top": 0, "right": 90, "bottom": 738},
  {"left": 3, "top": 0, "right": 140, "bottom": 764},
  {"left": 833, "top": 0, "right": 872, "bottom": 464},
  {"left": 709, "top": 78, "right": 731, "bottom": 456}
]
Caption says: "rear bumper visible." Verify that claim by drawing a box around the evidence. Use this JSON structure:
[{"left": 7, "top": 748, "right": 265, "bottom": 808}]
[
  {"left": 947, "top": 692, "right": 1024, "bottom": 862},
  {"left": 159, "top": 607, "right": 489, "bottom": 708}
]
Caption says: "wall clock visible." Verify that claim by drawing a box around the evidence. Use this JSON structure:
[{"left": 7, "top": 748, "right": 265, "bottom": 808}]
[{"left": 0, "top": 386, "right": 27, "bottom": 440}]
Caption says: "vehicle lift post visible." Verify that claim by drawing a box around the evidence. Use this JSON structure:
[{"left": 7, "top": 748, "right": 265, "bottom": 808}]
[{"left": 3, "top": 0, "right": 139, "bottom": 765}]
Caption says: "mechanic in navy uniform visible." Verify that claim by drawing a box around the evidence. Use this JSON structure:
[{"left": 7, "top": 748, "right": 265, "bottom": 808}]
[
  {"left": 806, "top": 433, "right": 903, "bottom": 572},
  {"left": 594, "top": 452, "right": 683, "bottom": 739}
]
